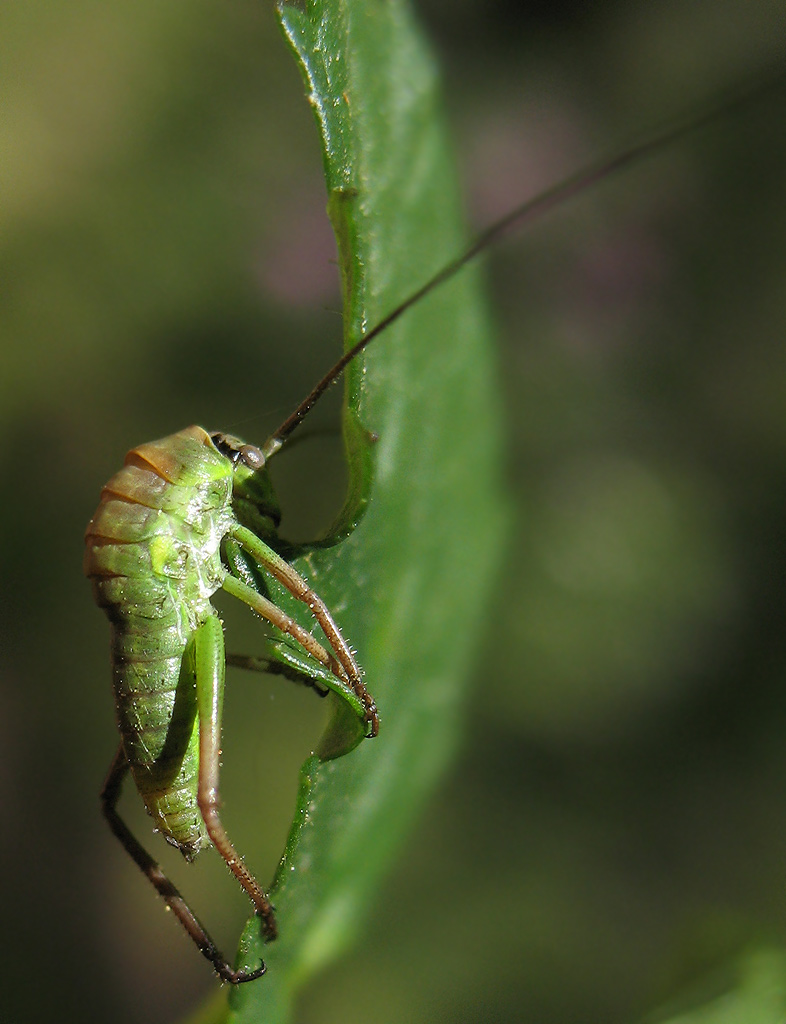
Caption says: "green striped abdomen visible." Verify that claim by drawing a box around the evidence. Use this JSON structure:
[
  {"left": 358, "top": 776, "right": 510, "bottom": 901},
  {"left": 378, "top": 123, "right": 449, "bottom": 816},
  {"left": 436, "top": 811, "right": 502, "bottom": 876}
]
[
  {"left": 112, "top": 612, "right": 211, "bottom": 855},
  {"left": 85, "top": 426, "right": 235, "bottom": 857}
]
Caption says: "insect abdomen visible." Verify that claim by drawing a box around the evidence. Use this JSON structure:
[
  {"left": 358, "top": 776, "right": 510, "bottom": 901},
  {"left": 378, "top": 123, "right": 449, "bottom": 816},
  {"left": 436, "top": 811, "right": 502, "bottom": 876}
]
[{"left": 85, "top": 426, "right": 234, "bottom": 856}]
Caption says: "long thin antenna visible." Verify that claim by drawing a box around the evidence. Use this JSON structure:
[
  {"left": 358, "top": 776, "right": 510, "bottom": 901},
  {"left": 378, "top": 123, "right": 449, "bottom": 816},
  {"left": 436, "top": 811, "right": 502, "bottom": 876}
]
[{"left": 263, "top": 61, "right": 786, "bottom": 459}]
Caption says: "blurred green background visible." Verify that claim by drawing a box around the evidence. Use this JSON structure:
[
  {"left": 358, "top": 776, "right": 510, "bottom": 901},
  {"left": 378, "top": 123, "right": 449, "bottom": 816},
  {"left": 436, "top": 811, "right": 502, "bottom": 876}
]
[{"left": 4, "top": 1, "right": 786, "bottom": 1022}]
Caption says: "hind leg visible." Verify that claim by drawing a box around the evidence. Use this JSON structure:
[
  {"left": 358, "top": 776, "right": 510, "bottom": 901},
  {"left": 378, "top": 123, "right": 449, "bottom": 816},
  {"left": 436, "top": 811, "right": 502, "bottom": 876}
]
[{"left": 100, "top": 742, "right": 265, "bottom": 983}]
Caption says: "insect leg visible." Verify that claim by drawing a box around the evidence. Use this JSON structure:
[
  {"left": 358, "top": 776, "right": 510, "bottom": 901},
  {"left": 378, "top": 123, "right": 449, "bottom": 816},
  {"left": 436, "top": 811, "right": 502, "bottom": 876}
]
[
  {"left": 223, "top": 536, "right": 330, "bottom": 696},
  {"left": 226, "top": 652, "right": 330, "bottom": 696},
  {"left": 222, "top": 573, "right": 340, "bottom": 672},
  {"left": 192, "top": 616, "right": 278, "bottom": 940},
  {"left": 221, "top": 573, "right": 373, "bottom": 732},
  {"left": 100, "top": 743, "right": 265, "bottom": 984},
  {"left": 227, "top": 524, "right": 379, "bottom": 736}
]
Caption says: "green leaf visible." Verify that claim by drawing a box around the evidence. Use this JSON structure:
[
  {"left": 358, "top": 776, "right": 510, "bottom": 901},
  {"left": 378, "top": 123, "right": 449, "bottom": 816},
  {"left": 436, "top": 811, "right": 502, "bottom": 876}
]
[
  {"left": 645, "top": 950, "right": 786, "bottom": 1024},
  {"left": 224, "top": 0, "right": 507, "bottom": 1019}
]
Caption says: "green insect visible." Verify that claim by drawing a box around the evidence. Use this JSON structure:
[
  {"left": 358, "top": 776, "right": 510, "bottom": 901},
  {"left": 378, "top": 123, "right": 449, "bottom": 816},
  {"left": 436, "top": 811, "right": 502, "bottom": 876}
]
[
  {"left": 84, "top": 62, "right": 781, "bottom": 985},
  {"left": 85, "top": 409, "right": 379, "bottom": 983}
]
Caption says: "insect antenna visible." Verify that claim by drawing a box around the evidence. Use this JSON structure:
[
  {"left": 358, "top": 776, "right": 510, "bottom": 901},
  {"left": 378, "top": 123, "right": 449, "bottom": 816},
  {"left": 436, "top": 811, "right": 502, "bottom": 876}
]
[{"left": 262, "top": 60, "right": 786, "bottom": 462}]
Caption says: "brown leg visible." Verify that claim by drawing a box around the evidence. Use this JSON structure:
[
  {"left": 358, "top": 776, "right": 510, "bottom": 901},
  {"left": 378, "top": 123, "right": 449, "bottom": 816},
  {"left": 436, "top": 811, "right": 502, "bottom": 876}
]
[
  {"left": 193, "top": 617, "right": 278, "bottom": 941},
  {"left": 100, "top": 743, "right": 266, "bottom": 984},
  {"left": 227, "top": 524, "right": 379, "bottom": 736},
  {"left": 222, "top": 573, "right": 343, "bottom": 679},
  {"left": 226, "top": 652, "right": 330, "bottom": 696}
]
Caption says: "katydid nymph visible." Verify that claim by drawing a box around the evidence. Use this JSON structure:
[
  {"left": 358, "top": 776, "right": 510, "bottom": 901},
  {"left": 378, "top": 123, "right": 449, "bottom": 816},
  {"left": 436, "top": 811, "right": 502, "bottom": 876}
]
[
  {"left": 84, "top": 60, "right": 783, "bottom": 985},
  {"left": 85, "top": 417, "right": 380, "bottom": 983}
]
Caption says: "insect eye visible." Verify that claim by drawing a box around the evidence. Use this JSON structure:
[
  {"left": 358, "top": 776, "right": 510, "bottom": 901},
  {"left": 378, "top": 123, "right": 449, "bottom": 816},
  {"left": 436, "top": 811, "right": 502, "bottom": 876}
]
[{"left": 239, "top": 445, "right": 265, "bottom": 470}]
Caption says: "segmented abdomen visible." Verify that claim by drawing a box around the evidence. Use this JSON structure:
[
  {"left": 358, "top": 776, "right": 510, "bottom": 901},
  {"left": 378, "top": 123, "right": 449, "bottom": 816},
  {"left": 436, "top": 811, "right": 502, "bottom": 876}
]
[{"left": 85, "top": 426, "right": 234, "bottom": 857}]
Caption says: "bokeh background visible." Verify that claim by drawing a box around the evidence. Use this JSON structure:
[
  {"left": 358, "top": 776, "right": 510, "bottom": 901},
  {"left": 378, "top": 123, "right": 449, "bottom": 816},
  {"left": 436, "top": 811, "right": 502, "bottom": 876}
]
[{"left": 4, "top": 1, "right": 786, "bottom": 1022}]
